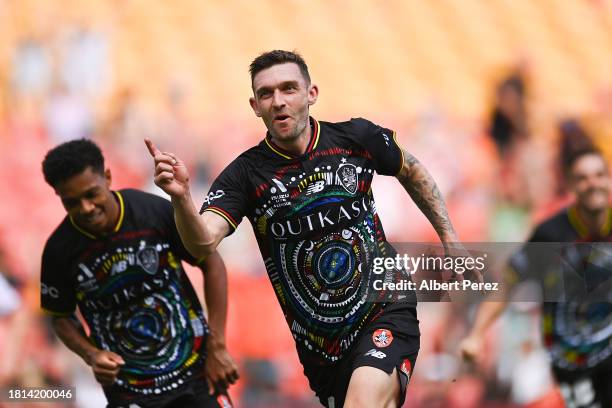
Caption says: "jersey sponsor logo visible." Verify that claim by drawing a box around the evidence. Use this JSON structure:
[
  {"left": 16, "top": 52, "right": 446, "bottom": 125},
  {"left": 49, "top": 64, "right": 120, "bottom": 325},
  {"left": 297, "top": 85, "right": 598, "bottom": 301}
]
[
  {"left": 365, "top": 348, "right": 387, "bottom": 359},
  {"left": 372, "top": 328, "right": 393, "bottom": 348},
  {"left": 306, "top": 180, "right": 325, "bottom": 195},
  {"left": 41, "top": 282, "right": 60, "bottom": 298},
  {"left": 268, "top": 178, "right": 292, "bottom": 208},
  {"left": 400, "top": 358, "right": 412, "bottom": 382},
  {"left": 202, "top": 190, "right": 225, "bottom": 206},
  {"left": 83, "top": 277, "right": 166, "bottom": 311},
  {"left": 336, "top": 162, "right": 358, "bottom": 194},
  {"left": 271, "top": 196, "right": 291, "bottom": 208},
  {"left": 269, "top": 197, "right": 371, "bottom": 238}
]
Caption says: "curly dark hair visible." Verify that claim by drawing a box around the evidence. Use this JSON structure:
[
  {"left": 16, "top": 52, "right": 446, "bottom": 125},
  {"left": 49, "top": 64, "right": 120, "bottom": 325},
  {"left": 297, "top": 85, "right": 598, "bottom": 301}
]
[
  {"left": 249, "top": 50, "right": 311, "bottom": 86},
  {"left": 42, "top": 139, "right": 105, "bottom": 187}
]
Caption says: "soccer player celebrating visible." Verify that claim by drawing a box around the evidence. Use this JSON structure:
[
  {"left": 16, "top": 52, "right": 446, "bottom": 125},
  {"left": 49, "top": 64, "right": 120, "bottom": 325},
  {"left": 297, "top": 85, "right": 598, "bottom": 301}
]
[
  {"left": 146, "top": 50, "right": 459, "bottom": 407},
  {"left": 41, "top": 140, "right": 237, "bottom": 408},
  {"left": 460, "top": 148, "right": 611, "bottom": 407}
]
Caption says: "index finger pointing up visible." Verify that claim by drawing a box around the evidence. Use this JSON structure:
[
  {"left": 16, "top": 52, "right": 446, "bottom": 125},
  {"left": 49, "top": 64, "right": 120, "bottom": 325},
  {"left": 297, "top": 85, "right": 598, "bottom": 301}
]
[{"left": 144, "top": 139, "right": 161, "bottom": 157}]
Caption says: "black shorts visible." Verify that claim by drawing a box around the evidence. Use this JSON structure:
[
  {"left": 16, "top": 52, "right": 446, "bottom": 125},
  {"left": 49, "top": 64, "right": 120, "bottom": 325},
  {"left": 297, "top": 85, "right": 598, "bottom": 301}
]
[
  {"left": 303, "top": 303, "right": 420, "bottom": 408},
  {"left": 105, "top": 378, "right": 233, "bottom": 408},
  {"left": 553, "top": 358, "right": 612, "bottom": 408}
]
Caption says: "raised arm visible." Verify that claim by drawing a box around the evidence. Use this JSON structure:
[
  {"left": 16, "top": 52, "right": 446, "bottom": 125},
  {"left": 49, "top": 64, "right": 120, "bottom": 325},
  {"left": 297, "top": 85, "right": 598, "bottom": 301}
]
[
  {"left": 145, "top": 139, "right": 228, "bottom": 258},
  {"left": 395, "top": 148, "right": 458, "bottom": 244}
]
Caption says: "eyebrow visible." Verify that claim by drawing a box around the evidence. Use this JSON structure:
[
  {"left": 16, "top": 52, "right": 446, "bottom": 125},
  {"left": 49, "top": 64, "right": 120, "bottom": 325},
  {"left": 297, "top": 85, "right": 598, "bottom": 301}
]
[
  {"left": 61, "top": 186, "right": 100, "bottom": 202},
  {"left": 256, "top": 80, "right": 300, "bottom": 97}
]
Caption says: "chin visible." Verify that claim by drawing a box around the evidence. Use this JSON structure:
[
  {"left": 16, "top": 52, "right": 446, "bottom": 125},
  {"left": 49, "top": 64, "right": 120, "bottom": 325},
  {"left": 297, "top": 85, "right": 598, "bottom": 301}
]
[
  {"left": 274, "top": 129, "right": 298, "bottom": 141},
  {"left": 582, "top": 199, "right": 608, "bottom": 213}
]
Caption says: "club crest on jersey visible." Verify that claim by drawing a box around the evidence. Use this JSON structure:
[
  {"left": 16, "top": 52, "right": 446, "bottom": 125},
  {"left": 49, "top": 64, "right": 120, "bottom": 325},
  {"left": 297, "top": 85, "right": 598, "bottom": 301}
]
[
  {"left": 137, "top": 247, "right": 159, "bottom": 275},
  {"left": 337, "top": 162, "right": 358, "bottom": 194},
  {"left": 372, "top": 328, "right": 393, "bottom": 348}
]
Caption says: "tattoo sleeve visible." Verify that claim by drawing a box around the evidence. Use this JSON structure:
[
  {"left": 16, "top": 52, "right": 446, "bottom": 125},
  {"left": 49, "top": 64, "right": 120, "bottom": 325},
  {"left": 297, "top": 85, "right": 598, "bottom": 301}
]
[{"left": 396, "top": 148, "right": 457, "bottom": 242}]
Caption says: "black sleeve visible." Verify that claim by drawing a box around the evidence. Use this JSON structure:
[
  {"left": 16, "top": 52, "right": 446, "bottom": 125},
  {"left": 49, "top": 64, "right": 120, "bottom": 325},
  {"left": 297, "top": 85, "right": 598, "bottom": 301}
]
[
  {"left": 528, "top": 224, "right": 553, "bottom": 243},
  {"left": 505, "top": 226, "right": 549, "bottom": 281},
  {"left": 199, "top": 160, "right": 249, "bottom": 235},
  {"left": 153, "top": 195, "right": 199, "bottom": 266},
  {"left": 40, "top": 241, "right": 76, "bottom": 316},
  {"left": 350, "top": 117, "right": 404, "bottom": 176}
]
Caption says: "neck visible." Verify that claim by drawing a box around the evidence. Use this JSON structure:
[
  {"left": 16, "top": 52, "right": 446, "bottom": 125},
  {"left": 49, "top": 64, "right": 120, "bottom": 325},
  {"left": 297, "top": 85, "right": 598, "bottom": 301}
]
[
  {"left": 271, "top": 119, "right": 311, "bottom": 156},
  {"left": 576, "top": 205, "right": 609, "bottom": 235}
]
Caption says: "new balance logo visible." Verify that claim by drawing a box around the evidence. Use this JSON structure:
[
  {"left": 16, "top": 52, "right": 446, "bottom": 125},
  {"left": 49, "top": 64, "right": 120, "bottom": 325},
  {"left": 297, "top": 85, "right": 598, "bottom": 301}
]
[
  {"left": 365, "top": 349, "right": 387, "bottom": 359},
  {"left": 306, "top": 180, "right": 325, "bottom": 195}
]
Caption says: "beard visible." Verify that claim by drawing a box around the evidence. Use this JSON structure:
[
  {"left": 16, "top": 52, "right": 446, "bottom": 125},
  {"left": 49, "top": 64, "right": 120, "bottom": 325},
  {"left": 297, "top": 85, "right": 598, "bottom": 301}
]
[
  {"left": 268, "top": 110, "right": 309, "bottom": 142},
  {"left": 578, "top": 189, "right": 610, "bottom": 214}
]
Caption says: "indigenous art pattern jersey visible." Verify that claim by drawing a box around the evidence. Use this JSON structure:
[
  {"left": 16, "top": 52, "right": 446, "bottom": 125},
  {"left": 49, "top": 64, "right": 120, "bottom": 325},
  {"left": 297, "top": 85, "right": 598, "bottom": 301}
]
[
  {"left": 201, "top": 117, "right": 418, "bottom": 365},
  {"left": 41, "top": 189, "right": 208, "bottom": 396},
  {"left": 508, "top": 207, "right": 612, "bottom": 372}
]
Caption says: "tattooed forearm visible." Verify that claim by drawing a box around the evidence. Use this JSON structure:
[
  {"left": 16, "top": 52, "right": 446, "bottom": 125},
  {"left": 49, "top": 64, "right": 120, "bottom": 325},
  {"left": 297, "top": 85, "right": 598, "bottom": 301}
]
[{"left": 396, "top": 149, "right": 457, "bottom": 241}]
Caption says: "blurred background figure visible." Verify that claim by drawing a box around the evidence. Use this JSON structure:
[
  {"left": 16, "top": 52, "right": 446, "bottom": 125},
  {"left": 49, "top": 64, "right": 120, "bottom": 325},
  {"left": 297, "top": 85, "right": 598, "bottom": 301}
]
[
  {"left": 556, "top": 119, "right": 596, "bottom": 197},
  {"left": 489, "top": 69, "right": 532, "bottom": 207},
  {"left": 1, "top": 0, "right": 611, "bottom": 406},
  {"left": 490, "top": 71, "right": 529, "bottom": 159}
]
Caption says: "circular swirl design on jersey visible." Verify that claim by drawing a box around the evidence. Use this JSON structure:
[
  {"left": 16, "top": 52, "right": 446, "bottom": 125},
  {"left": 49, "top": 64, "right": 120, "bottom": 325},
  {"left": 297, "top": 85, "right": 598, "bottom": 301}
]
[
  {"left": 102, "top": 289, "right": 194, "bottom": 372},
  {"left": 89, "top": 270, "right": 206, "bottom": 394},
  {"left": 274, "top": 223, "right": 379, "bottom": 329},
  {"left": 547, "top": 301, "right": 612, "bottom": 369}
]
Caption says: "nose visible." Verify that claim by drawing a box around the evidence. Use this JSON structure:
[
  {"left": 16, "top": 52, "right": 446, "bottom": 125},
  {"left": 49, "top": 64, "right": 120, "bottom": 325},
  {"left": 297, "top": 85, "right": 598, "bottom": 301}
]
[
  {"left": 271, "top": 89, "right": 285, "bottom": 109},
  {"left": 79, "top": 199, "right": 96, "bottom": 215}
]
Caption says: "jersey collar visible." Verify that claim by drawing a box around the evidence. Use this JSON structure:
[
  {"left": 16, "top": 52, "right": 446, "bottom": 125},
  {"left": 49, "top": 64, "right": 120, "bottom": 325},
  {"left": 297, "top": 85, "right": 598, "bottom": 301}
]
[
  {"left": 264, "top": 117, "right": 320, "bottom": 159},
  {"left": 567, "top": 206, "right": 611, "bottom": 238},
  {"left": 69, "top": 191, "right": 125, "bottom": 239}
]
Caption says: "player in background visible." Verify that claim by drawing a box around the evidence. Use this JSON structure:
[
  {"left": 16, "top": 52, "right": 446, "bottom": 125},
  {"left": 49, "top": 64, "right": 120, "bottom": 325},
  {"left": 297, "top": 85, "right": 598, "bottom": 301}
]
[
  {"left": 41, "top": 139, "right": 237, "bottom": 408},
  {"left": 460, "top": 148, "right": 611, "bottom": 407}
]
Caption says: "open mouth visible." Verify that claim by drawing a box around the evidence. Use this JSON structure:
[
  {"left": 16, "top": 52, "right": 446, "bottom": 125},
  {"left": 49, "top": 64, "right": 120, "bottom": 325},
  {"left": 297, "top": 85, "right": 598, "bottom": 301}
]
[{"left": 274, "top": 114, "right": 291, "bottom": 122}]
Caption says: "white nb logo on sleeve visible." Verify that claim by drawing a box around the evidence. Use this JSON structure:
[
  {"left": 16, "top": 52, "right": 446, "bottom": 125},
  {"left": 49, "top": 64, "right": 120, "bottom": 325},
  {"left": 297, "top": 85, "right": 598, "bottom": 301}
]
[{"left": 365, "top": 349, "right": 387, "bottom": 359}]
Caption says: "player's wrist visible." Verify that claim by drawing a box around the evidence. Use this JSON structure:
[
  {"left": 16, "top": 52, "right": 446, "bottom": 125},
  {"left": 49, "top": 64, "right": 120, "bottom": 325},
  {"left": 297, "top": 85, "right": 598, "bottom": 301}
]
[
  {"left": 441, "top": 234, "right": 460, "bottom": 247},
  {"left": 84, "top": 348, "right": 102, "bottom": 366},
  {"left": 171, "top": 187, "right": 193, "bottom": 205},
  {"left": 468, "top": 326, "right": 487, "bottom": 340},
  {"left": 207, "top": 331, "right": 227, "bottom": 349}
]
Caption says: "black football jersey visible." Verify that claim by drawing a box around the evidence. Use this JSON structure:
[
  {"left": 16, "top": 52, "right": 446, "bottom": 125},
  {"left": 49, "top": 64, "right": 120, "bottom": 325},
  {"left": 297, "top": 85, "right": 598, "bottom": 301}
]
[
  {"left": 41, "top": 189, "right": 208, "bottom": 396},
  {"left": 200, "top": 117, "right": 418, "bottom": 365},
  {"left": 508, "top": 207, "right": 612, "bottom": 372}
]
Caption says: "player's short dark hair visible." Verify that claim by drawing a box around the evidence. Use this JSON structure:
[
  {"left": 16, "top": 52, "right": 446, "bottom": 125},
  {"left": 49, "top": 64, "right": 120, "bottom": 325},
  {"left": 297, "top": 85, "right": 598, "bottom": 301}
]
[
  {"left": 249, "top": 50, "right": 311, "bottom": 86},
  {"left": 42, "top": 139, "right": 105, "bottom": 187},
  {"left": 565, "top": 147, "right": 608, "bottom": 178}
]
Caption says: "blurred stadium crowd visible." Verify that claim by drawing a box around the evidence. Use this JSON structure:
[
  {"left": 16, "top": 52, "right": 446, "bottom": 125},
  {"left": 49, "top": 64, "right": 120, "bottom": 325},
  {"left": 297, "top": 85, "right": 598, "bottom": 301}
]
[{"left": 0, "top": 1, "right": 611, "bottom": 407}]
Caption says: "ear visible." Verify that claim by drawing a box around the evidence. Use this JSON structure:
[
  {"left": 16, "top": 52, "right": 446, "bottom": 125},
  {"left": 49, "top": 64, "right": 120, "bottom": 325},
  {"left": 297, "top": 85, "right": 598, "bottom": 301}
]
[
  {"left": 249, "top": 97, "right": 261, "bottom": 117},
  {"left": 104, "top": 168, "right": 112, "bottom": 187},
  {"left": 307, "top": 83, "right": 319, "bottom": 106}
]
